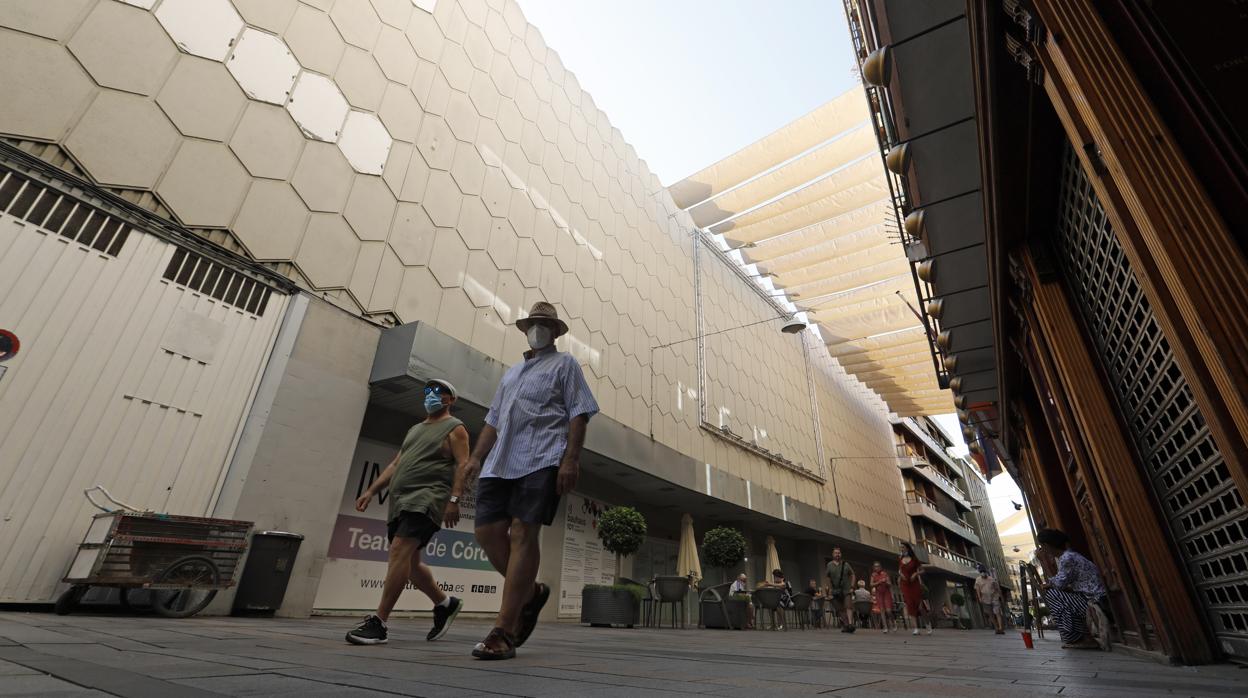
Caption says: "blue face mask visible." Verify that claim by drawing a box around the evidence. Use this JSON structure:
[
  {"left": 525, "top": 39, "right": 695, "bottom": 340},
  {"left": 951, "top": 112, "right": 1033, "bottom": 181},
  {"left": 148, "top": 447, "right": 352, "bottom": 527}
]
[{"left": 424, "top": 393, "right": 444, "bottom": 415}]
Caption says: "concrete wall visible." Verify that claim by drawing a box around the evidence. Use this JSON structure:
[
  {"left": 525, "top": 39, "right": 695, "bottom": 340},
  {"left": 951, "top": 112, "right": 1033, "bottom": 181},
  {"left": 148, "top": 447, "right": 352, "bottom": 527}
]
[
  {"left": 0, "top": 0, "right": 908, "bottom": 543},
  {"left": 212, "top": 295, "right": 378, "bottom": 616}
]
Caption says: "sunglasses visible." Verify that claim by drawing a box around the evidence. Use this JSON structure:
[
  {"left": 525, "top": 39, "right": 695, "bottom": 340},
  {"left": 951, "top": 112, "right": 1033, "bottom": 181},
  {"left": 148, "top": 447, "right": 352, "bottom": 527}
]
[{"left": 423, "top": 385, "right": 449, "bottom": 396}]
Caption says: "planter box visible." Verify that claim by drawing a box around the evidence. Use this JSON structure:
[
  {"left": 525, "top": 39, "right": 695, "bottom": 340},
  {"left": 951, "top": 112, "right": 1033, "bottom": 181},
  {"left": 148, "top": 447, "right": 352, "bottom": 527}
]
[
  {"left": 581, "top": 588, "right": 639, "bottom": 628},
  {"left": 701, "top": 598, "right": 749, "bottom": 630}
]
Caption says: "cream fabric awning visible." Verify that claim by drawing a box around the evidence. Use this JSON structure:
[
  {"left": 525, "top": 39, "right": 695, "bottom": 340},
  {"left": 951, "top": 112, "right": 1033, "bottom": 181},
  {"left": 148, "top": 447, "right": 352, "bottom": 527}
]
[{"left": 669, "top": 89, "right": 951, "bottom": 416}]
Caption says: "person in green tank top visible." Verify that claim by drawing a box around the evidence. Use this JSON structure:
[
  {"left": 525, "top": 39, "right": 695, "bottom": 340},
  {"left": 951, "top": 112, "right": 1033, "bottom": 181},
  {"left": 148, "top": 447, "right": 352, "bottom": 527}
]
[{"left": 345, "top": 379, "right": 472, "bottom": 646}]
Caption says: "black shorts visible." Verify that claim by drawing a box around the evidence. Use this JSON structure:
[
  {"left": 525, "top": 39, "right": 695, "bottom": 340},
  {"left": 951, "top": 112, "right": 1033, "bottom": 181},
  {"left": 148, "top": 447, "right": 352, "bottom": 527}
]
[
  {"left": 387, "top": 511, "right": 440, "bottom": 547},
  {"left": 475, "top": 467, "right": 561, "bottom": 526}
]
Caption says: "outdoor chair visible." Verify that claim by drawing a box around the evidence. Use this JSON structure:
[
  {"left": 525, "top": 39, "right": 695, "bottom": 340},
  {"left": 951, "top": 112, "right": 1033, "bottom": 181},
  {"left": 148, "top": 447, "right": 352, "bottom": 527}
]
[
  {"left": 698, "top": 581, "right": 737, "bottom": 630},
  {"left": 651, "top": 575, "right": 690, "bottom": 629},
  {"left": 753, "top": 587, "right": 784, "bottom": 630},
  {"left": 791, "top": 592, "right": 812, "bottom": 629},
  {"left": 810, "top": 595, "right": 826, "bottom": 628}
]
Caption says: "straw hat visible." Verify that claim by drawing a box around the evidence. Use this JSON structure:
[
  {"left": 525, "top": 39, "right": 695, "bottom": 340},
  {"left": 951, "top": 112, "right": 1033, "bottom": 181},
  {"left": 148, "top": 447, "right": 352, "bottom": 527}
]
[{"left": 515, "top": 301, "right": 568, "bottom": 337}]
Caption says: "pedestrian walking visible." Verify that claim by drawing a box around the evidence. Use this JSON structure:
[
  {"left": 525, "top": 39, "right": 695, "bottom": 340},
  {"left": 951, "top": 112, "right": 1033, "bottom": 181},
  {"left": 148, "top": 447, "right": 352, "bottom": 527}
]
[
  {"left": 463, "top": 302, "right": 598, "bottom": 660},
  {"left": 345, "top": 379, "right": 469, "bottom": 645},
  {"left": 869, "top": 561, "right": 895, "bottom": 633},
  {"left": 1035, "top": 528, "right": 1107, "bottom": 649},
  {"left": 825, "top": 547, "right": 856, "bottom": 632},
  {"left": 898, "top": 542, "right": 932, "bottom": 635},
  {"left": 974, "top": 565, "right": 1006, "bottom": 634}
]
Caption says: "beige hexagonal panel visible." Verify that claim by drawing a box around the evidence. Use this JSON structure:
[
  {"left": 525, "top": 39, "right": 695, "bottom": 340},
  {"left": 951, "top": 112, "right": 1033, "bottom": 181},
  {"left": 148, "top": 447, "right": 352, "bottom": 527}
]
[
  {"left": 374, "top": 25, "right": 417, "bottom": 83},
  {"left": 229, "top": 102, "right": 305, "bottom": 180},
  {"left": 0, "top": 0, "right": 93, "bottom": 41},
  {"left": 405, "top": 9, "right": 445, "bottom": 63},
  {"left": 450, "top": 145, "right": 486, "bottom": 196},
  {"left": 154, "top": 0, "right": 243, "bottom": 62},
  {"left": 68, "top": 1, "right": 178, "bottom": 96},
  {"left": 368, "top": 245, "right": 404, "bottom": 312},
  {"left": 472, "top": 306, "right": 507, "bottom": 360},
  {"left": 457, "top": 195, "right": 490, "bottom": 249},
  {"left": 445, "top": 91, "right": 480, "bottom": 142},
  {"left": 396, "top": 265, "right": 443, "bottom": 324},
  {"left": 464, "top": 251, "right": 498, "bottom": 307},
  {"left": 287, "top": 72, "right": 349, "bottom": 142},
  {"left": 284, "top": 4, "right": 345, "bottom": 75},
  {"left": 233, "top": 180, "right": 309, "bottom": 260},
  {"left": 422, "top": 170, "right": 463, "bottom": 227},
  {"left": 330, "top": 0, "right": 383, "bottom": 49},
  {"left": 433, "top": 0, "right": 468, "bottom": 44},
  {"left": 378, "top": 83, "right": 423, "bottom": 143},
  {"left": 436, "top": 289, "right": 476, "bottom": 344},
  {"left": 344, "top": 175, "right": 397, "bottom": 240},
  {"left": 371, "top": 0, "right": 414, "bottom": 28},
  {"left": 231, "top": 0, "right": 299, "bottom": 33},
  {"left": 156, "top": 56, "right": 246, "bottom": 142},
  {"left": 338, "top": 111, "right": 393, "bottom": 175},
  {"left": 469, "top": 71, "right": 501, "bottom": 120},
  {"left": 291, "top": 142, "right": 354, "bottom": 212},
  {"left": 415, "top": 116, "right": 456, "bottom": 171},
  {"left": 156, "top": 141, "right": 251, "bottom": 227},
  {"left": 348, "top": 241, "right": 386, "bottom": 306},
  {"left": 382, "top": 140, "right": 413, "bottom": 197},
  {"left": 388, "top": 202, "right": 436, "bottom": 265},
  {"left": 226, "top": 28, "right": 300, "bottom": 105},
  {"left": 438, "top": 42, "right": 474, "bottom": 92},
  {"left": 429, "top": 227, "right": 469, "bottom": 287},
  {"left": 336, "top": 47, "right": 387, "bottom": 110},
  {"left": 0, "top": 30, "right": 95, "bottom": 141},
  {"left": 64, "top": 91, "right": 180, "bottom": 188},
  {"left": 297, "top": 213, "right": 361, "bottom": 288},
  {"left": 399, "top": 148, "right": 432, "bottom": 202},
  {"left": 486, "top": 219, "right": 518, "bottom": 270}
]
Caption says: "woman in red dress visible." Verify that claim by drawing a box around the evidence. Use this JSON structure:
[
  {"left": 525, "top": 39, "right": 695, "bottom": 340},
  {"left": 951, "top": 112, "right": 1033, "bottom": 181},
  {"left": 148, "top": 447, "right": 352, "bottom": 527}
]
[
  {"left": 898, "top": 542, "right": 932, "bottom": 636},
  {"left": 869, "top": 561, "right": 894, "bottom": 632}
]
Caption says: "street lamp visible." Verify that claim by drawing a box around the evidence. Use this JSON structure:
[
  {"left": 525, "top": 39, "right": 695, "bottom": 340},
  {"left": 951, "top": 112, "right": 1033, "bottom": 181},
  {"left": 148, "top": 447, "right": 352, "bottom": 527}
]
[{"left": 648, "top": 313, "right": 807, "bottom": 439}]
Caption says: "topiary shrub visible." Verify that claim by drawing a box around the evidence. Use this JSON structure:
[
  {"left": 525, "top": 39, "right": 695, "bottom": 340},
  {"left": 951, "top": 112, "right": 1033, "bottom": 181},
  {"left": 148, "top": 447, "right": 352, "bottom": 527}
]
[
  {"left": 703, "top": 526, "right": 747, "bottom": 582},
  {"left": 950, "top": 591, "right": 966, "bottom": 607},
  {"left": 596, "top": 506, "right": 647, "bottom": 581}
]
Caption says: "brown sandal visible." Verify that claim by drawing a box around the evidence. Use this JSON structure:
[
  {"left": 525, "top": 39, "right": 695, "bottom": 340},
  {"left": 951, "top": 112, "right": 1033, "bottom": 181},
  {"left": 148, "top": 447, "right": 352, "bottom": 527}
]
[{"left": 471, "top": 627, "right": 516, "bottom": 660}]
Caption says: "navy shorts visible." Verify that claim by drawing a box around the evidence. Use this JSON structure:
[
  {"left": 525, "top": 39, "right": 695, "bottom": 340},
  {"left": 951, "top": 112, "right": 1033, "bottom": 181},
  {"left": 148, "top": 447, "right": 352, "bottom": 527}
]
[
  {"left": 475, "top": 467, "right": 561, "bottom": 526},
  {"left": 387, "top": 511, "right": 439, "bottom": 547}
]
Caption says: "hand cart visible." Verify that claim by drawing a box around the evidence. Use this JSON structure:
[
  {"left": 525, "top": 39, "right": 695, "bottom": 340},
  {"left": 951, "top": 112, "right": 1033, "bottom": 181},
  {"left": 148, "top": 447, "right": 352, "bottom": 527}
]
[{"left": 56, "top": 486, "right": 253, "bottom": 618}]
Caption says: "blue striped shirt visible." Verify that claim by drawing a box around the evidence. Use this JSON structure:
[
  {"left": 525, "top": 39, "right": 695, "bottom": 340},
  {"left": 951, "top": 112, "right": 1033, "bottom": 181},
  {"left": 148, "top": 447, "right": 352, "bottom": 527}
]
[{"left": 482, "top": 347, "right": 599, "bottom": 479}]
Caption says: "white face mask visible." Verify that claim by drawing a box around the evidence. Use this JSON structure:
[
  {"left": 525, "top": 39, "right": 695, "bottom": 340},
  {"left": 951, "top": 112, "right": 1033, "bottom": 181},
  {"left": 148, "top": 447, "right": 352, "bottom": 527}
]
[{"left": 526, "top": 325, "right": 552, "bottom": 350}]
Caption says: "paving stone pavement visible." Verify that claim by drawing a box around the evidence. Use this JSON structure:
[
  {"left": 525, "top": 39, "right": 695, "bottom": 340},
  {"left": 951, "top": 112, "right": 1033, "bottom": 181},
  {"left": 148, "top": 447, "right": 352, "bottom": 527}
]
[{"left": 0, "top": 611, "right": 1243, "bottom": 697}]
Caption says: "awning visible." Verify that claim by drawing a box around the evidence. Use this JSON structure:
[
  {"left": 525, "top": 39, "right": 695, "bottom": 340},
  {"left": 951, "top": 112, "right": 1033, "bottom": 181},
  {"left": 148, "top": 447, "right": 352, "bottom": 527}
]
[{"left": 669, "top": 89, "right": 951, "bottom": 416}]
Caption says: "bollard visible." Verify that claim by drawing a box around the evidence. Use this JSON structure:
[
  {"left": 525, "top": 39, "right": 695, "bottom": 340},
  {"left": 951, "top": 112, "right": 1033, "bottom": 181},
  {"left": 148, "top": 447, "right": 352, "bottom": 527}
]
[{"left": 1021, "top": 630, "right": 1034, "bottom": 649}]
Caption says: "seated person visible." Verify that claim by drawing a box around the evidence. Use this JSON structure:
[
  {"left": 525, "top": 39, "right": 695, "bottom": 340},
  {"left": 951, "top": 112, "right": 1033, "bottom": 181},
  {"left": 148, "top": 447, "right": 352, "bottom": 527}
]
[
  {"left": 729, "top": 573, "right": 755, "bottom": 629},
  {"left": 806, "top": 579, "right": 826, "bottom": 627},
  {"left": 852, "top": 580, "right": 873, "bottom": 627},
  {"left": 759, "top": 569, "right": 793, "bottom": 630},
  {"left": 1035, "top": 528, "right": 1107, "bottom": 650}
]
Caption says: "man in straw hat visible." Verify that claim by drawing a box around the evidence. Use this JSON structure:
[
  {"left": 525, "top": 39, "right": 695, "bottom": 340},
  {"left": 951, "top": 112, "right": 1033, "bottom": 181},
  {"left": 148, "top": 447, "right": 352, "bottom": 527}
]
[{"left": 464, "top": 302, "right": 598, "bottom": 660}]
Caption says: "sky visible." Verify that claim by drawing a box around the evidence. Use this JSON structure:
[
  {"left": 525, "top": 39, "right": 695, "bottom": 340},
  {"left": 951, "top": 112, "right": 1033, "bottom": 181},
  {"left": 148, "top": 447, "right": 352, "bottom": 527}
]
[
  {"left": 516, "top": 0, "right": 861, "bottom": 185},
  {"left": 517, "top": 0, "right": 1025, "bottom": 524}
]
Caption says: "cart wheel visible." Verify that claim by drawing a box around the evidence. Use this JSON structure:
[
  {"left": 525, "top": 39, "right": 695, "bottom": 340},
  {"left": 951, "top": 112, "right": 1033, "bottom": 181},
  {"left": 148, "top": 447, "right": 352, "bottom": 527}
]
[
  {"left": 54, "top": 585, "right": 88, "bottom": 615},
  {"left": 119, "top": 588, "right": 151, "bottom": 611},
  {"left": 153, "top": 556, "right": 219, "bottom": 619}
]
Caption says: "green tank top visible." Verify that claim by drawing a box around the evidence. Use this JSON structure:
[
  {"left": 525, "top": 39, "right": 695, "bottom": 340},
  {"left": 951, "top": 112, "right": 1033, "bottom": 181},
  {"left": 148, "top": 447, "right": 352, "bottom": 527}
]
[{"left": 387, "top": 416, "right": 463, "bottom": 524}]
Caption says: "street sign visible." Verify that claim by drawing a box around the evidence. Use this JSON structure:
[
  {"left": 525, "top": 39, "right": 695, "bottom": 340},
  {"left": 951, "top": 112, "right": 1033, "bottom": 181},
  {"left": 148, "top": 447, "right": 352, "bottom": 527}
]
[{"left": 0, "top": 329, "right": 18, "bottom": 362}]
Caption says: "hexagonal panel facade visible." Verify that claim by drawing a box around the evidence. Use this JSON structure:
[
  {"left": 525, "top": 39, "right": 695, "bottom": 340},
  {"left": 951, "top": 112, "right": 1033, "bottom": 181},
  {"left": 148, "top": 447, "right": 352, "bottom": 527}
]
[
  {"left": 154, "top": 0, "right": 244, "bottom": 62},
  {"left": 226, "top": 28, "right": 300, "bottom": 105},
  {"left": 233, "top": 180, "right": 309, "bottom": 260},
  {"left": 0, "top": 29, "right": 95, "bottom": 141},
  {"left": 337, "top": 111, "right": 392, "bottom": 175},
  {"left": 157, "top": 56, "right": 246, "bottom": 142},
  {"left": 230, "top": 102, "right": 306, "bottom": 180},
  {"left": 285, "top": 4, "right": 345, "bottom": 74},
  {"left": 156, "top": 140, "right": 251, "bottom": 227},
  {"left": 288, "top": 72, "right": 350, "bottom": 142},
  {"left": 68, "top": 1, "right": 178, "bottom": 96},
  {"left": 64, "top": 90, "right": 180, "bottom": 188}
]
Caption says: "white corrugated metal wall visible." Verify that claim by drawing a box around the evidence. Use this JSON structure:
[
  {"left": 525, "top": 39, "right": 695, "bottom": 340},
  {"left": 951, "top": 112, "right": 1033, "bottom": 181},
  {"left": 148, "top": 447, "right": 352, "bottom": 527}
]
[{"left": 0, "top": 184, "right": 286, "bottom": 603}]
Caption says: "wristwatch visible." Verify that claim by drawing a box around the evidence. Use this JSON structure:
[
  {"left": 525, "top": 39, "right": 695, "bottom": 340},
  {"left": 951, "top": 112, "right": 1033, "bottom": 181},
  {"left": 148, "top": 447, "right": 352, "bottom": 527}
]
[{"left": 449, "top": 495, "right": 460, "bottom": 504}]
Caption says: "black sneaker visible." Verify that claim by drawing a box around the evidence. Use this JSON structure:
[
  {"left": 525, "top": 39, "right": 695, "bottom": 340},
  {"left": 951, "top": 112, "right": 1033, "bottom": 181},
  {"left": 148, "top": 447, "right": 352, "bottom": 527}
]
[
  {"left": 346, "top": 615, "right": 387, "bottom": 645},
  {"left": 427, "top": 596, "right": 462, "bottom": 641}
]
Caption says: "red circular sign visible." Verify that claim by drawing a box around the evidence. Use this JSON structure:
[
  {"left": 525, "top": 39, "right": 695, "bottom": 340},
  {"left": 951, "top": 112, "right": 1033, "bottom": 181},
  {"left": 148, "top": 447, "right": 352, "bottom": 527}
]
[{"left": 0, "top": 329, "right": 18, "bottom": 362}]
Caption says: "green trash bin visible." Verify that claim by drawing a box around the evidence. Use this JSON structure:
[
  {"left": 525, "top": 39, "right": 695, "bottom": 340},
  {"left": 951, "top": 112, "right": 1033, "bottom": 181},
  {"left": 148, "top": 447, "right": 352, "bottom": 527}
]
[{"left": 232, "top": 531, "right": 304, "bottom": 615}]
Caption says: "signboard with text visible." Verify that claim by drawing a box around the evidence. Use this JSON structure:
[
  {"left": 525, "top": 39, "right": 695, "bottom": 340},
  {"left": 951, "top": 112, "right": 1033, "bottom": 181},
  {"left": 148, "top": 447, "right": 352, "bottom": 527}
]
[
  {"left": 312, "top": 438, "right": 504, "bottom": 613},
  {"left": 557, "top": 493, "right": 617, "bottom": 618}
]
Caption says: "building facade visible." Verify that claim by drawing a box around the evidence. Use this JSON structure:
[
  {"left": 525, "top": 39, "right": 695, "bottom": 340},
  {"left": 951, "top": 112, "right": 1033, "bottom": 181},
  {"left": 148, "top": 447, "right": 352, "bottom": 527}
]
[
  {"left": 847, "top": 0, "right": 1248, "bottom": 663},
  {"left": 0, "top": 0, "right": 968, "bottom": 620}
]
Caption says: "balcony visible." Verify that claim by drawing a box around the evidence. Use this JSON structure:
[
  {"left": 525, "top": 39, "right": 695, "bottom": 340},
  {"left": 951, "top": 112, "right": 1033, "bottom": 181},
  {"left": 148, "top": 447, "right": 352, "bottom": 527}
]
[
  {"left": 896, "top": 444, "right": 972, "bottom": 509},
  {"left": 919, "top": 539, "right": 980, "bottom": 577},
  {"left": 905, "top": 494, "right": 981, "bottom": 546}
]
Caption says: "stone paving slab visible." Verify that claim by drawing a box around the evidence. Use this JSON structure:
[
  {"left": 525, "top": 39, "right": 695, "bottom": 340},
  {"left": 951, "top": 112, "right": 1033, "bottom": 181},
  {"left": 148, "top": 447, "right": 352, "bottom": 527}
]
[{"left": 0, "top": 611, "right": 1244, "bottom": 696}]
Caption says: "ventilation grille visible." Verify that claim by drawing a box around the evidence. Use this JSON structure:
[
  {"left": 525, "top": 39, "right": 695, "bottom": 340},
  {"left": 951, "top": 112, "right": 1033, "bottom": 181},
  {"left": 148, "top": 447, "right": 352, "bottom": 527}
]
[
  {"left": 0, "top": 169, "right": 130, "bottom": 255},
  {"left": 163, "top": 247, "right": 272, "bottom": 316},
  {"left": 1052, "top": 144, "right": 1248, "bottom": 654}
]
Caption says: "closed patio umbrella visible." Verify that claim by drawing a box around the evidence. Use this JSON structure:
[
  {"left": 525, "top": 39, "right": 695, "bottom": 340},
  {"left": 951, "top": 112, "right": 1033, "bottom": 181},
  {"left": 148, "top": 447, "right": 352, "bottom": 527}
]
[
  {"left": 765, "top": 535, "right": 781, "bottom": 576},
  {"left": 677, "top": 514, "right": 702, "bottom": 585}
]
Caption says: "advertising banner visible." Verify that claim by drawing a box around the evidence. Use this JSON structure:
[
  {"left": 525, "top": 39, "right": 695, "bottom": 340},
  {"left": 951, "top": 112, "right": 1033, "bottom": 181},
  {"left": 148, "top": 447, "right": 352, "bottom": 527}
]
[
  {"left": 313, "top": 438, "right": 503, "bottom": 613},
  {"left": 557, "top": 493, "right": 617, "bottom": 618}
]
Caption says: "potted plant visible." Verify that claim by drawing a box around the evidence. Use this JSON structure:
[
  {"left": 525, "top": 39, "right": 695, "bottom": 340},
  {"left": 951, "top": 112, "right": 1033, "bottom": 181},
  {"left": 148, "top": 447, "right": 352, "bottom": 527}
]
[
  {"left": 581, "top": 506, "right": 647, "bottom": 627},
  {"left": 700, "top": 526, "right": 749, "bottom": 629},
  {"left": 950, "top": 590, "right": 967, "bottom": 629}
]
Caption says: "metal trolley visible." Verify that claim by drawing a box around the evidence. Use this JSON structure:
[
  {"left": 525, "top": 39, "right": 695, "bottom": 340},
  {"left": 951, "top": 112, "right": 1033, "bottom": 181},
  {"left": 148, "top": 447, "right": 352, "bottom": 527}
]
[{"left": 56, "top": 486, "right": 254, "bottom": 618}]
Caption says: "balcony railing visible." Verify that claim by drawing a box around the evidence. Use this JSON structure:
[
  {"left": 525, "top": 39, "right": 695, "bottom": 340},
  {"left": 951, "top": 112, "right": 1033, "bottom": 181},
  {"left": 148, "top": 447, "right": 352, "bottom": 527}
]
[
  {"left": 905, "top": 496, "right": 981, "bottom": 546},
  {"left": 920, "top": 539, "right": 979, "bottom": 572}
]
